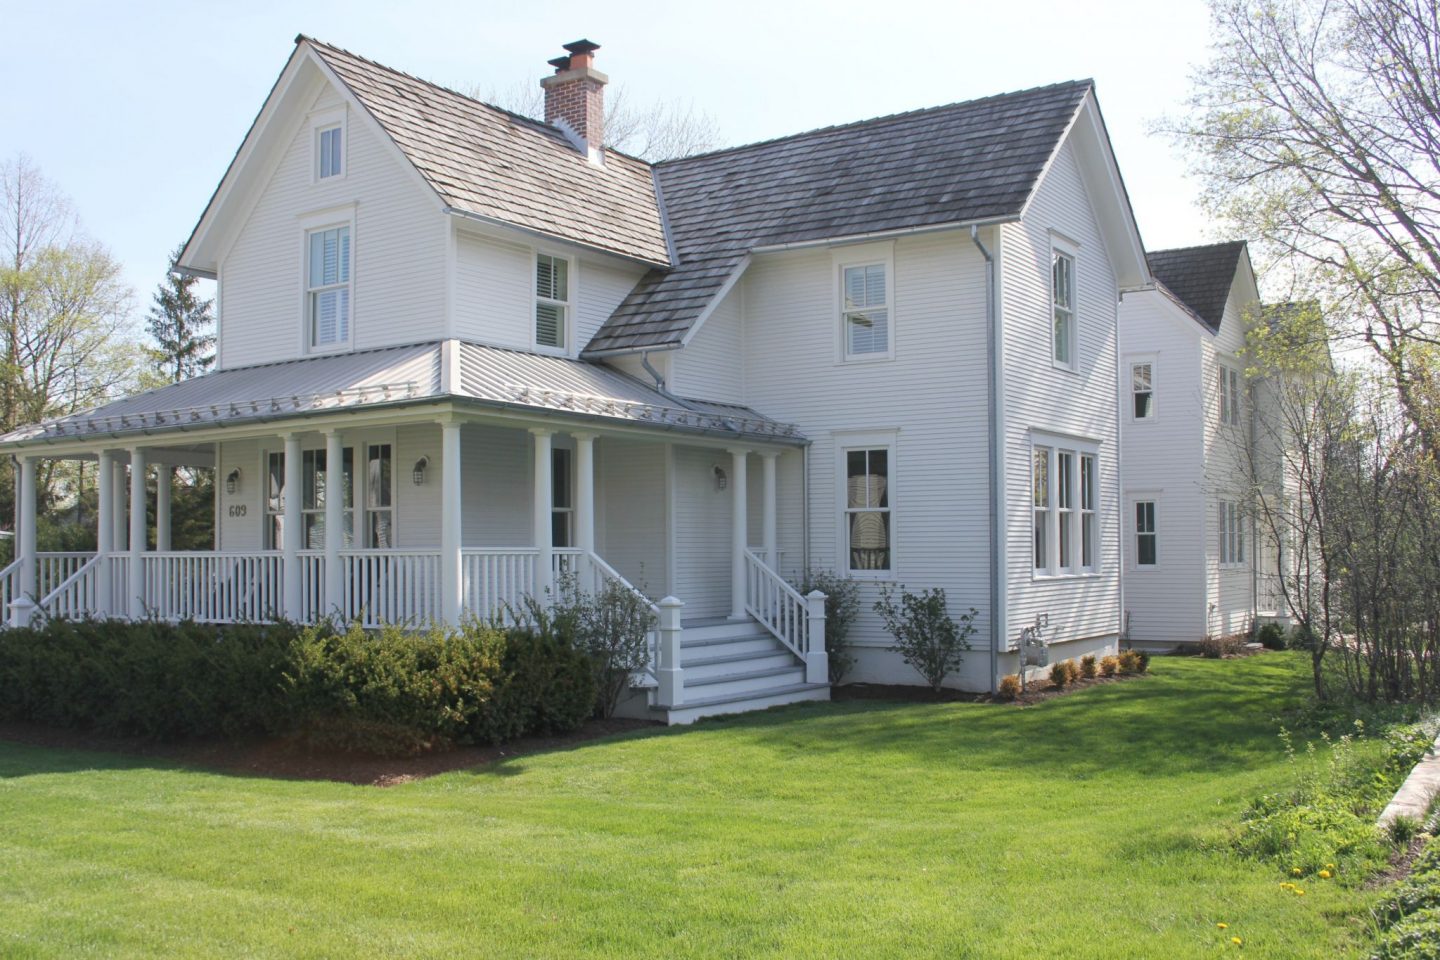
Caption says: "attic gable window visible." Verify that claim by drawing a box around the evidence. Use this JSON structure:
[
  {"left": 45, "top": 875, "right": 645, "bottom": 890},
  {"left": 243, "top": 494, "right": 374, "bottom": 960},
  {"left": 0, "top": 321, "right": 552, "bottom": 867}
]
[
  {"left": 1052, "top": 245, "right": 1077, "bottom": 369},
  {"left": 535, "top": 253, "right": 571, "bottom": 350},
  {"left": 1132, "top": 361, "right": 1154, "bottom": 419},
  {"left": 307, "top": 225, "right": 351, "bottom": 349},
  {"left": 318, "top": 125, "right": 343, "bottom": 179}
]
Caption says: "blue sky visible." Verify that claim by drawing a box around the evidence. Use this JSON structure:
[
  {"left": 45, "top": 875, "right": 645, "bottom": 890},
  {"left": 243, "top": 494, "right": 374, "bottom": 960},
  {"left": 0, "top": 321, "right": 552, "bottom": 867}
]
[{"left": 2, "top": 0, "right": 1218, "bottom": 312}]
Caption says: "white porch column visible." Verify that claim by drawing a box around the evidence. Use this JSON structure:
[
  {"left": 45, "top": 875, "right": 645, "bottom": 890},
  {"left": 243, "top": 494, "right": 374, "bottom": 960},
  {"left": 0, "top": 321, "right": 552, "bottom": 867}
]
[
  {"left": 574, "top": 432, "right": 596, "bottom": 559},
  {"left": 728, "top": 447, "right": 750, "bottom": 620},
  {"left": 282, "top": 433, "right": 303, "bottom": 620},
  {"left": 127, "top": 447, "right": 147, "bottom": 620},
  {"left": 155, "top": 465, "right": 172, "bottom": 553},
  {"left": 323, "top": 429, "right": 344, "bottom": 619},
  {"left": 440, "top": 420, "right": 463, "bottom": 626},
  {"left": 96, "top": 450, "right": 114, "bottom": 617},
  {"left": 12, "top": 456, "right": 38, "bottom": 625},
  {"left": 111, "top": 458, "right": 127, "bottom": 550},
  {"left": 531, "top": 428, "right": 554, "bottom": 600},
  {"left": 761, "top": 451, "right": 778, "bottom": 569}
]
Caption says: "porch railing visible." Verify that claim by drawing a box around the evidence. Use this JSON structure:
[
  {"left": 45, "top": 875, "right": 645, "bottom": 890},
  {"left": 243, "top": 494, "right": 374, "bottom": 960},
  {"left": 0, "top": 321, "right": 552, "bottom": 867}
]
[
  {"left": 462, "top": 548, "right": 538, "bottom": 623},
  {"left": 744, "top": 549, "right": 826, "bottom": 683},
  {"left": 341, "top": 550, "right": 441, "bottom": 627},
  {"left": 0, "top": 557, "right": 22, "bottom": 616},
  {"left": 39, "top": 554, "right": 102, "bottom": 620},
  {"left": 38, "top": 552, "right": 95, "bottom": 600},
  {"left": 141, "top": 552, "right": 283, "bottom": 623}
]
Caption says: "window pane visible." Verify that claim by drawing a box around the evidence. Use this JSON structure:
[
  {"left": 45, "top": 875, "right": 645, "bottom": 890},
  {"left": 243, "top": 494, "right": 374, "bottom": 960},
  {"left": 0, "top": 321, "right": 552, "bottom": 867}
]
[
  {"left": 847, "top": 449, "right": 888, "bottom": 508},
  {"left": 368, "top": 445, "right": 391, "bottom": 508},
  {"left": 552, "top": 511, "right": 572, "bottom": 548},
  {"left": 1059, "top": 515, "right": 1071, "bottom": 568},
  {"left": 303, "top": 449, "right": 323, "bottom": 511},
  {"left": 1032, "top": 447, "right": 1049, "bottom": 507},
  {"left": 1052, "top": 253, "right": 1073, "bottom": 310},
  {"left": 849, "top": 512, "right": 889, "bottom": 571},
  {"left": 1138, "top": 533, "right": 1156, "bottom": 566},
  {"left": 844, "top": 266, "right": 867, "bottom": 309},
  {"left": 536, "top": 255, "right": 568, "bottom": 301},
  {"left": 1034, "top": 513, "right": 1047, "bottom": 570},
  {"left": 1081, "top": 455, "right": 1095, "bottom": 510},
  {"left": 369, "top": 510, "right": 393, "bottom": 549},
  {"left": 552, "top": 449, "right": 572, "bottom": 509},
  {"left": 1082, "top": 514, "right": 1095, "bottom": 568},
  {"left": 536, "top": 302, "right": 565, "bottom": 347},
  {"left": 846, "top": 308, "right": 888, "bottom": 355},
  {"left": 1054, "top": 309, "right": 1071, "bottom": 364},
  {"left": 1057, "top": 452, "right": 1073, "bottom": 509}
]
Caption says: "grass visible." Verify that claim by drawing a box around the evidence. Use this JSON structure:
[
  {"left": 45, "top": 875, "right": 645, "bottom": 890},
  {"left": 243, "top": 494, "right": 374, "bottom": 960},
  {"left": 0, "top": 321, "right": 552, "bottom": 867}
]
[{"left": 0, "top": 654, "right": 1391, "bottom": 958}]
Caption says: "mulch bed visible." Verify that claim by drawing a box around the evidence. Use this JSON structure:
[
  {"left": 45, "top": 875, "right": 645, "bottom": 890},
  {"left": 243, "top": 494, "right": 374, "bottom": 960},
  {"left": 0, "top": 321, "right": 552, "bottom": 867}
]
[{"left": 0, "top": 717, "right": 659, "bottom": 788}]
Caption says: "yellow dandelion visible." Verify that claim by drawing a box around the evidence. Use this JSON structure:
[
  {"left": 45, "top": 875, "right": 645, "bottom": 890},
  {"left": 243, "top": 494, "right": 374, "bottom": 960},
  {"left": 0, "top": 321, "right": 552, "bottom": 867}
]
[
  {"left": 1294, "top": 889, "right": 1306, "bottom": 896},
  {"left": 1217, "top": 922, "right": 1229, "bottom": 929},
  {"left": 1325, "top": 863, "right": 1336, "bottom": 871},
  {"left": 1291, "top": 867, "right": 1303, "bottom": 877},
  {"left": 1318, "top": 869, "right": 1332, "bottom": 879},
  {"left": 1231, "top": 937, "right": 1243, "bottom": 946}
]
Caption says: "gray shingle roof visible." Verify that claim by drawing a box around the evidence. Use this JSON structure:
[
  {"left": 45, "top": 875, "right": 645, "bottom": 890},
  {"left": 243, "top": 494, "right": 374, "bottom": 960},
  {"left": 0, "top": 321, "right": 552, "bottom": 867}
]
[
  {"left": 304, "top": 38, "right": 671, "bottom": 267},
  {"left": 0, "top": 342, "right": 801, "bottom": 447},
  {"left": 1145, "top": 242, "right": 1248, "bottom": 334},
  {"left": 582, "top": 80, "right": 1093, "bottom": 356}
]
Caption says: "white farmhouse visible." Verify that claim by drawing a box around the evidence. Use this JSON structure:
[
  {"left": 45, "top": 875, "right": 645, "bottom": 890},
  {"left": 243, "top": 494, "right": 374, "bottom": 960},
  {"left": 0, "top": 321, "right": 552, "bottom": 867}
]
[
  {"left": 0, "top": 37, "right": 1149, "bottom": 718},
  {"left": 1118, "top": 241, "right": 1288, "bottom": 648}
]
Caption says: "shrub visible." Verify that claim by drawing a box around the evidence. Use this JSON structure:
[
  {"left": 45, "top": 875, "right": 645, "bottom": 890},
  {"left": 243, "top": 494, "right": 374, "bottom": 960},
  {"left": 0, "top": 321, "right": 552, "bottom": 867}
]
[
  {"left": 1199, "top": 634, "right": 1243, "bottom": 659},
  {"left": 791, "top": 569, "right": 861, "bottom": 684},
  {"left": 873, "top": 585, "right": 977, "bottom": 692},
  {"left": 1050, "top": 660, "right": 1072, "bottom": 688},
  {"left": 1080, "top": 655, "right": 1098, "bottom": 679},
  {"left": 1118, "top": 649, "right": 1149, "bottom": 674},
  {"left": 1132, "top": 649, "right": 1151, "bottom": 673},
  {"left": 475, "top": 625, "right": 595, "bottom": 744},
  {"left": 997, "top": 674, "right": 1021, "bottom": 701},
  {"left": 1100, "top": 655, "right": 1119, "bottom": 678},
  {"left": 284, "top": 621, "right": 502, "bottom": 756},
  {"left": 1256, "top": 622, "right": 1287, "bottom": 650},
  {"left": 561, "top": 579, "right": 655, "bottom": 719}
]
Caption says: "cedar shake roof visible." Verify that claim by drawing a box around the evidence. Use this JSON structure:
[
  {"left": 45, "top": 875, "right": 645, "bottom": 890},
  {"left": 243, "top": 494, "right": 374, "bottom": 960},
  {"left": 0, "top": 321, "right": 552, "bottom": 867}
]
[
  {"left": 1145, "top": 241, "right": 1248, "bottom": 334},
  {"left": 304, "top": 38, "right": 671, "bottom": 267},
  {"left": 583, "top": 80, "right": 1094, "bottom": 356}
]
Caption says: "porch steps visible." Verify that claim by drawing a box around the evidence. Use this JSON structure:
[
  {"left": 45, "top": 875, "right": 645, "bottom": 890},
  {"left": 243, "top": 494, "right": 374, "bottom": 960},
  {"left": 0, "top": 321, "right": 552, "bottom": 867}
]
[{"left": 653, "top": 617, "right": 829, "bottom": 725}]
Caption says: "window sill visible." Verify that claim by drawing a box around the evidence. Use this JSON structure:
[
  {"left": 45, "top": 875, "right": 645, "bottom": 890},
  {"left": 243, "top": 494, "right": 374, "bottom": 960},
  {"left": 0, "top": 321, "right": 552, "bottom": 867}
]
[
  {"left": 1050, "top": 360, "right": 1080, "bottom": 375},
  {"left": 307, "top": 341, "right": 354, "bottom": 357},
  {"left": 845, "top": 571, "right": 897, "bottom": 582},
  {"left": 1031, "top": 570, "right": 1104, "bottom": 582},
  {"left": 837, "top": 351, "right": 895, "bottom": 365}
]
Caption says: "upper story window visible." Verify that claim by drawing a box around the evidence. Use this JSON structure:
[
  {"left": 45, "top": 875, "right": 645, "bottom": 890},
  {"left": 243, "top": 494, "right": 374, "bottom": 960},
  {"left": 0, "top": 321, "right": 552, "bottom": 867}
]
[
  {"left": 844, "top": 445, "right": 891, "bottom": 574},
  {"left": 1135, "top": 500, "right": 1157, "bottom": 567},
  {"left": 1219, "top": 499, "right": 1245, "bottom": 566},
  {"left": 1132, "top": 361, "right": 1154, "bottom": 420},
  {"left": 317, "top": 125, "right": 343, "bottom": 179},
  {"left": 1032, "top": 436, "right": 1099, "bottom": 576},
  {"left": 307, "top": 225, "right": 351, "bottom": 350},
  {"left": 535, "top": 253, "right": 571, "bottom": 350},
  {"left": 842, "top": 263, "right": 890, "bottom": 358},
  {"left": 1219, "top": 362, "right": 1242, "bottom": 426},
  {"left": 1052, "top": 245, "right": 1076, "bottom": 369}
]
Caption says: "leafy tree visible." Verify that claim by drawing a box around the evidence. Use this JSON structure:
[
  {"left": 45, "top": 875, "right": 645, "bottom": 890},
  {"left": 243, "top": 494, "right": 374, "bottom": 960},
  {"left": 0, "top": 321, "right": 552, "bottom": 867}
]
[
  {"left": 145, "top": 244, "right": 214, "bottom": 384},
  {"left": 1171, "top": 0, "right": 1440, "bottom": 450}
]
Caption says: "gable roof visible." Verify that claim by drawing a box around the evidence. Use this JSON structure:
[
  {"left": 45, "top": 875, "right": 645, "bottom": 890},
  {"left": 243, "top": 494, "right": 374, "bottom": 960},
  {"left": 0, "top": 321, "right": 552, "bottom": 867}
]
[
  {"left": 582, "top": 81, "right": 1094, "bottom": 356},
  {"left": 1145, "top": 242, "right": 1248, "bottom": 334}
]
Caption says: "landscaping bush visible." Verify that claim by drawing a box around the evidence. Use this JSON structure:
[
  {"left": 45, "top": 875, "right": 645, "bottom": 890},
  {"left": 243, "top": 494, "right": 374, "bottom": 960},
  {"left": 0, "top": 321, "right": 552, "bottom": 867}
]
[
  {"left": 1050, "top": 660, "right": 1072, "bottom": 688},
  {"left": 1200, "top": 634, "right": 1243, "bottom": 659},
  {"left": 571, "top": 580, "right": 654, "bottom": 719},
  {"left": 1100, "top": 655, "right": 1119, "bottom": 677},
  {"left": 1080, "top": 655, "right": 1098, "bottom": 679},
  {"left": 1118, "top": 649, "right": 1149, "bottom": 675},
  {"left": 874, "top": 585, "right": 976, "bottom": 692},
  {"left": 791, "top": 569, "right": 860, "bottom": 684},
  {"left": 1256, "top": 622, "right": 1288, "bottom": 650},
  {"left": 475, "top": 624, "right": 595, "bottom": 744},
  {"left": 0, "top": 617, "right": 299, "bottom": 740},
  {"left": 997, "top": 674, "right": 1021, "bottom": 701},
  {"left": 284, "top": 621, "right": 502, "bottom": 756}
]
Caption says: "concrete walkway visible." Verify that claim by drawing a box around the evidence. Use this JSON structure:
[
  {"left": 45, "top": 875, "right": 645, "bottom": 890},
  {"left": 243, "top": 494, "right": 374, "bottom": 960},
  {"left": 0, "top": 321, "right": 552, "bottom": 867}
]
[{"left": 1378, "top": 732, "right": 1440, "bottom": 828}]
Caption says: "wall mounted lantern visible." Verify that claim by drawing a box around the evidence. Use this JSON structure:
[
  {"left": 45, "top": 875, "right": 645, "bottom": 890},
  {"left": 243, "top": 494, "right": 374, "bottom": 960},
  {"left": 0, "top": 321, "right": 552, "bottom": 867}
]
[
  {"left": 226, "top": 468, "right": 241, "bottom": 495},
  {"left": 412, "top": 456, "right": 429, "bottom": 486}
]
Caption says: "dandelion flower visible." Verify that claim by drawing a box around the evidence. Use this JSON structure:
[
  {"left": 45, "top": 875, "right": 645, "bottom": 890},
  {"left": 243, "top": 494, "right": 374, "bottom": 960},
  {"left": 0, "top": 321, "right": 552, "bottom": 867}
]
[
  {"left": 1231, "top": 937, "right": 1243, "bottom": 946},
  {"left": 1291, "top": 867, "right": 1303, "bottom": 877},
  {"left": 1325, "top": 863, "right": 1336, "bottom": 871},
  {"left": 1318, "top": 870, "right": 1332, "bottom": 879},
  {"left": 1217, "top": 923, "right": 1229, "bottom": 929}
]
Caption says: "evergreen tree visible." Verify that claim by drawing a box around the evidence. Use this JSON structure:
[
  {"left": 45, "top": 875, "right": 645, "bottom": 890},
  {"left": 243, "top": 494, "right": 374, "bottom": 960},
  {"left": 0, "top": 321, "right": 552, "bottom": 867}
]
[{"left": 146, "top": 244, "right": 213, "bottom": 383}]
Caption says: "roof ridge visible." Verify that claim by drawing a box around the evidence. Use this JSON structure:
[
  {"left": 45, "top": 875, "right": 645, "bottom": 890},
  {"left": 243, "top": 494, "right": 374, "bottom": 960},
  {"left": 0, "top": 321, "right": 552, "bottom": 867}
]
[{"left": 655, "top": 78, "right": 1093, "bottom": 167}]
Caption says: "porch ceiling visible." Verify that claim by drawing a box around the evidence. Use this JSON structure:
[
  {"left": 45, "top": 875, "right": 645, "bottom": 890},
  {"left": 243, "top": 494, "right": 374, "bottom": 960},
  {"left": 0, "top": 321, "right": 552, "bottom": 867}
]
[{"left": 0, "top": 340, "right": 803, "bottom": 450}]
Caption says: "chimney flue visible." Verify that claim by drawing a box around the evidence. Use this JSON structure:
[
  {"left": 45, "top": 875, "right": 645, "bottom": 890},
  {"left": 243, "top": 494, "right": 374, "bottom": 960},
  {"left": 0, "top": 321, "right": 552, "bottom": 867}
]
[{"left": 541, "top": 39, "right": 607, "bottom": 160}]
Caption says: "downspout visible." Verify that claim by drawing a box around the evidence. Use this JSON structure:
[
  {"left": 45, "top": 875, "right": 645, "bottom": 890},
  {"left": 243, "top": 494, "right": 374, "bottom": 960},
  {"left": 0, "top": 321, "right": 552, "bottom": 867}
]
[{"left": 971, "top": 225, "right": 1001, "bottom": 694}]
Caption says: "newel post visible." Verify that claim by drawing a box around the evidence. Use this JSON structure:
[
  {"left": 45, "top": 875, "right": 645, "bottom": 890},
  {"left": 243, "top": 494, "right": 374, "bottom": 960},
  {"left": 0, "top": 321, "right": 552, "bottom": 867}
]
[
  {"left": 657, "top": 596, "right": 685, "bottom": 708},
  {"left": 805, "top": 589, "right": 829, "bottom": 685}
]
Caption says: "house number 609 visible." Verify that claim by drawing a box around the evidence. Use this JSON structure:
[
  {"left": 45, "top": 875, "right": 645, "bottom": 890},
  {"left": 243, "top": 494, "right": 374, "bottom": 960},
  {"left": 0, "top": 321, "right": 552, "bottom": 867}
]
[{"left": 227, "top": 504, "right": 247, "bottom": 518}]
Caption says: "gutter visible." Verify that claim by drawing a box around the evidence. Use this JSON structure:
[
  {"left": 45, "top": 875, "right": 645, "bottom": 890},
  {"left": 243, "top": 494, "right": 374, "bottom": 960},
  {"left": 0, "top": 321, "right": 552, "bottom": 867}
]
[
  {"left": 752, "top": 215, "right": 1018, "bottom": 255},
  {"left": 971, "top": 224, "right": 1002, "bottom": 695}
]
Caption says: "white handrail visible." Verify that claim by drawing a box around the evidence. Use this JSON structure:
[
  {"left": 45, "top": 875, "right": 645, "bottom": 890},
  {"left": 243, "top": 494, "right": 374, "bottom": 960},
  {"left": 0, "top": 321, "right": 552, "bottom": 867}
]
[
  {"left": 38, "top": 554, "right": 101, "bottom": 619},
  {"left": 0, "top": 556, "right": 23, "bottom": 615},
  {"left": 743, "top": 549, "right": 809, "bottom": 660}
]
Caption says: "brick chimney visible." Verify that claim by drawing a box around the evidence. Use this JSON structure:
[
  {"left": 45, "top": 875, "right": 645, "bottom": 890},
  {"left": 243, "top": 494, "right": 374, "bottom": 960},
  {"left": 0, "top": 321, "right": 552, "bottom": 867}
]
[{"left": 541, "top": 40, "right": 607, "bottom": 160}]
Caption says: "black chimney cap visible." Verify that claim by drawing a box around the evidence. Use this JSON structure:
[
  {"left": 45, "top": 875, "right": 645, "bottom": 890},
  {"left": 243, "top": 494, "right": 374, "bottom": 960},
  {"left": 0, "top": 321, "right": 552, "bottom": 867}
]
[{"left": 562, "top": 39, "right": 600, "bottom": 55}]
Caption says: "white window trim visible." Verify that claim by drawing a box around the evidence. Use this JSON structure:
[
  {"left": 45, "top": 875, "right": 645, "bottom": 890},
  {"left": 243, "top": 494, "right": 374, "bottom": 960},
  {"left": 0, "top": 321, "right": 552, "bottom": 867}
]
[
  {"left": 1030, "top": 430, "right": 1101, "bottom": 579},
  {"left": 310, "top": 107, "right": 347, "bottom": 184},
  {"left": 833, "top": 242, "right": 896, "bottom": 364},
  {"left": 1050, "top": 234, "right": 1079, "bottom": 373},
  {"left": 532, "top": 248, "right": 577, "bottom": 356},
  {"left": 1127, "top": 353, "right": 1158, "bottom": 423},
  {"left": 834, "top": 429, "right": 898, "bottom": 579},
  {"left": 298, "top": 205, "right": 357, "bottom": 356},
  {"left": 1128, "top": 492, "right": 1161, "bottom": 571}
]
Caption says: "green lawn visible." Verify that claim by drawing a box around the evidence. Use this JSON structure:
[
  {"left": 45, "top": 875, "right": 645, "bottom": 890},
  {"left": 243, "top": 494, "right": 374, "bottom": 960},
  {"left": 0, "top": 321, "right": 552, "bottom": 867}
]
[{"left": 0, "top": 654, "right": 1385, "bottom": 958}]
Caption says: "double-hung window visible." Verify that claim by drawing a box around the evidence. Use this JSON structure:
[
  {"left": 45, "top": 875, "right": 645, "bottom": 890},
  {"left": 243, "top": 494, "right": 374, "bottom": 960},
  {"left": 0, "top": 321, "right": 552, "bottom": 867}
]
[
  {"left": 552, "top": 447, "right": 573, "bottom": 547},
  {"left": 535, "top": 254, "right": 570, "bottom": 350},
  {"left": 1219, "top": 363, "right": 1242, "bottom": 426},
  {"left": 1135, "top": 500, "right": 1157, "bottom": 567},
  {"left": 841, "top": 263, "right": 890, "bottom": 358},
  {"left": 1032, "top": 438, "right": 1099, "bottom": 576},
  {"left": 844, "top": 447, "right": 891, "bottom": 573},
  {"left": 1132, "top": 361, "right": 1154, "bottom": 420},
  {"left": 307, "top": 226, "right": 351, "bottom": 349},
  {"left": 1219, "top": 500, "right": 1245, "bottom": 566},
  {"left": 1052, "top": 245, "right": 1076, "bottom": 368},
  {"left": 365, "top": 443, "right": 394, "bottom": 548},
  {"left": 317, "top": 125, "right": 343, "bottom": 179},
  {"left": 263, "top": 447, "right": 356, "bottom": 550}
]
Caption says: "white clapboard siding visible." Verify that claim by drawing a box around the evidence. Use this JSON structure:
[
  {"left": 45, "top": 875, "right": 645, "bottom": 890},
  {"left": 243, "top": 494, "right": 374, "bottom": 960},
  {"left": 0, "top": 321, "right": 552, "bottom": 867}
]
[
  {"left": 672, "top": 444, "right": 734, "bottom": 618},
  {"left": 216, "top": 438, "right": 262, "bottom": 552},
  {"left": 596, "top": 436, "right": 667, "bottom": 597},
  {"left": 219, "top": 80, "right": 446, "bottom": 369},
  {"left": 1117, "top": 288, "right": 1208, "bottom": 645},
  {"left": 740, "top": 231, "right": 993, "bottom": 688},
  {"left": 577, "top": 258, "right": 649, "bottom": 350},
  {"left": 454, "top": 230, "right": 532, "bottom": 349},
  {"left": 671, "top": 287, "right": 745, "bottom": 405},
  {"left": 1000, "top": 141, "right": 1123, "bottom": 654},
  {"left": 460, "top": 422, "right": 534, "bottom": 547}
]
